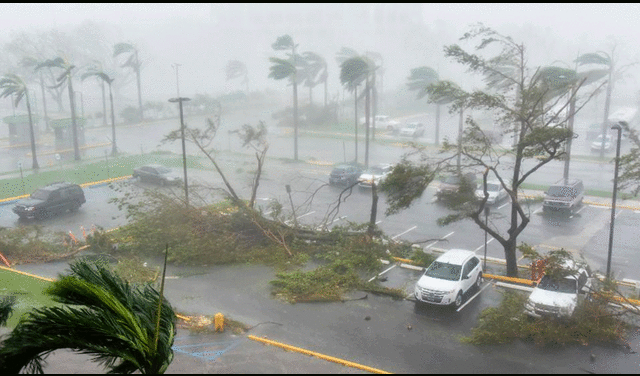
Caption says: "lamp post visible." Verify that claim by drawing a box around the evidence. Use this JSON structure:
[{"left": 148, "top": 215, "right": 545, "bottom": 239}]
[
  {"left": 483, "top": 205, "right": 490, "bottom": 272},
  {"left": 605, "top": 120, "right": 625, "bottom": 279},
  {"left": 169, "top": 96, "right": 191, "bottom": 208}
]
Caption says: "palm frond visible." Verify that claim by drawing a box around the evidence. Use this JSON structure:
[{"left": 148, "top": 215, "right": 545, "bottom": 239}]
[
  {"left": 339, "top": 56, "right": 369, "bottom": 89},
  {"left": 575, "top": 52, "right": 611, "bottom": 67},
  {"left": 272, "top": 34, "right": 294, "bottom": 51},
  {"left": 114, "top": 42, "right": 135, "bottom": 58},
  {"left": 268, "top": 57, "right": 296, "bottom": 80}
]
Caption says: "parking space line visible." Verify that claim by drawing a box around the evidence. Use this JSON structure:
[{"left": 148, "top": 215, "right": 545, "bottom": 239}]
[
  {"left": 456, "top": 281, "right": 492, "bottom": 312},
  {"left": 589, "top": 204, "right": 608, "bottom": 209},
  {"left": 615, "top": 209, "right": 623, "bottom": 219},
  {"left": 532, "top": 207, "right": 542, "bottom": 214},
  {"left": 498, "top": 201, "right": 510, "bottom": 210},
  {"left": 474, "top": 237, "right": 494, "bottom": 253},
  {"left": 375, "top": 220, "right": 382, "bottom": 224},
  {"left": 424, "top": 231, "right": 454, "bottom": 249},
  {"left": 391, "top": 225, "right": 417, "bottom": 240},
  {"left": 367, "top": 264, "right": 397, "bottom": 282},
  {"left": 296, "top": 211, "right": 315, "bottom": 219},
  {"left": 575, "top": 205, "right": 587, "bottom": 214}
]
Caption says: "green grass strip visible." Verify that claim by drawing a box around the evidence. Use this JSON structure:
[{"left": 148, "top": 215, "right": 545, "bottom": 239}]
[{"left": 0, "top": 268, "right": 57, "bottom": 328}]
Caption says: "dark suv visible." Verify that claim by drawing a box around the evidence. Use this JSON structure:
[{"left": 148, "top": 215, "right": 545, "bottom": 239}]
[
  {"left": 542, "top": 179, "right": 584, "bottom": 213},
  {"left": 329, "top": 164, "right": 363, "bottom": 186},
  {"left": 435, "top": 172, "right": 478, "bottom": 201},
  {"left": 13, "top": 182, "right": 86, "bottom": 220}
]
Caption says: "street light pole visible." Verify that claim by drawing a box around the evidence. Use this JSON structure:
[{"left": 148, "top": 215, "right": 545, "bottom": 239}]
[
  {"left": 606, "top": 121, "right": 625, "bottom": 279},
  {"left": 169, "top": 97, "right": 191, "bottom": 208}
]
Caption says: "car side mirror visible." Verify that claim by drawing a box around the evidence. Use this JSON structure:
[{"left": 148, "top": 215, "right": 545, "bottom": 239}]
[{"left": 463, "top": 274, "right": 470, "bottom": 280}]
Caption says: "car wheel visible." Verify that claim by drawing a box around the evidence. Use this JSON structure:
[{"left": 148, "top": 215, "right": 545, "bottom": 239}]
[
  {"left": 475, "top": 273, "right": 483, "bottom": 289},
  {"left": 454, "top": 291, "right": 463, "bottom": 308},
  {"left": 69, "top": 203, "right": 80, "bottom": 212}
]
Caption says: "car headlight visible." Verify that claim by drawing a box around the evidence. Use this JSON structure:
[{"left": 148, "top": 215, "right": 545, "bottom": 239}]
[
  {"left": 26, "top": 206, "right": 35, "bottom": 211},
  {"left": 524, "top": 301, "right": 534, "bottom": 310}
]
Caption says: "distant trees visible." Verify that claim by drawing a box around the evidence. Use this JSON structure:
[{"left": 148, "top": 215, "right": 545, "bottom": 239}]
[
  {"left": 300, "top": 51, "right": 328, "bottom": 108},
  {"left": 407, "top": 66, "right": 447, "bottom": 146},
  {"left": 0, "top": 73, "right": 39, "bottom": 169}
]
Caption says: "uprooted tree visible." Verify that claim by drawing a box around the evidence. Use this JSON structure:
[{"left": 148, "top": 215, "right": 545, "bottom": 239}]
[{"left": 380, "top": 24, "right": 606, "bottom": 277}]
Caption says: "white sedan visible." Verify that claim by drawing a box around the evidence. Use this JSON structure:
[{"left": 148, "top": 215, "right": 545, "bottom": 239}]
[
  {"left": 399, "top": 122, "right": 426, "bottom": 138},
  {"left": 358, "top": 163, "right": 393, "bottom": 189},
  {"left": 591, "top": 134, "right": 613, "bottom": 152},
  {"left": 474, "top": 179, "right": 510, "bottom": 205}
]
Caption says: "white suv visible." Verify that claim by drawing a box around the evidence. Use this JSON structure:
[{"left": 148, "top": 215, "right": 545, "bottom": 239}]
[
  {"left": 414, "top": 249, "right": 483, "bottom": 308},
  {"left": 524, "top": 260, "right": 591, "bottom": 319}
]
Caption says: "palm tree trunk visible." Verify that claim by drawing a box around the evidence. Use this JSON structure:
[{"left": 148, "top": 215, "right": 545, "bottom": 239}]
[
  {"left": 39, "top": 75, "right": 50, "bottom": 133},
  {"left": 368, "top": 181, "right": 378, "bottom": 236},
  {"left": 101, "top": 80, "right": 107, "bottom": 126},
  {"left": 563, "top": 89, "right": 576, "bottom": 182},
  {"left": 601, "top": 66, "right": 613, "bottom": 159},
  {"left": 324, "top": 77, "right": 328, "bottom": 108},
  {"left": 68, "top": 76, "right": 81, "bottom": 161},
  {"left": 135, "top": 49, "right": 143, "bottom": 121},
  {"left": 293, "top": 77, "right": 299, "bottom": 161},
  {"left": 364, "top": 77, "right": 370, "bottom": 170},
  {"left": 435, "top": 104, "right": 441, "bottom": 146},
  {"left": 109, "top": 84, "right": 117, "bottom": 156},
  {"left": 25, "top": 92, "right": 39, "bottom": 170},
  {"left": 354, "top": 86, "right": 358, "bottom": 165},
  {"left": 309, "top": 85, "right": 313, "bottom": 107}
]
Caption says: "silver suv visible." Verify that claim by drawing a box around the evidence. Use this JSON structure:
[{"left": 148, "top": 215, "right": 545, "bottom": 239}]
[{"left": 542, "top": 179, "right": 584, "bottom": 213}]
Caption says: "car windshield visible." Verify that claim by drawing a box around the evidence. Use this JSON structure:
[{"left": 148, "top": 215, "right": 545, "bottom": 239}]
[
  {"left": 156, "top": 167, "right": 171, "bottom": 174},
  {"left": 424, "top": 261, "right": 462, "bottom": 281},
  {"left": 547, "top": 186, "right": 575, "bottom": 197},
  {"left": 30, "top": 189, "right": 50, "bottom": 200},
  {"left": 366, "top": 167, "right": 385, "bottom": 175},
  {"left": 537, "top": 275, "right": 577, "bottom": 294},
  {"left": 406, "top": 124, "right": 417, "bottom": 129},
  {"left": 485, "top": 183, "right": 500, "bottom": 192}
]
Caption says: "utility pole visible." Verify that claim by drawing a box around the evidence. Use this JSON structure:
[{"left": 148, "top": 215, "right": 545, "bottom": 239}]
[{"left": 170, "top": 62, "right": 189, "bottom": 208}]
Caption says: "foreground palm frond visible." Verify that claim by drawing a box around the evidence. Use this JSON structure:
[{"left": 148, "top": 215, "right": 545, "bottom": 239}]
[{"left": 0, "top": 260, "right": 176, "bottom": 374}]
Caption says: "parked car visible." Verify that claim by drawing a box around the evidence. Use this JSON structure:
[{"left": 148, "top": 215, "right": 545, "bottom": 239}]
[
  {"left": 414, "top": 249, "right": 483, "bottom": 308},
  {"left": 436, "top": 172, "right": 478, "bottom": 201},
  {"left": 590, "top": 134, "right": 613, "bottom": 152},
  {"left": 329, "top": 164, "right": 363, "bottom": 186},
  {"left": 13, "top": 182, "right": 86, "bottom": 220},
  {"left": 542, "top": 179, "right": 584, "bottom": 213},
  {"left": 474, "top": 179, "right": 510, "bottom": 205},
  {"left": 358, "top": 163, "right": 393, "bottom": 189},
  {"left": 399, "top": 122, "right": 426, "bottom": 138},
  {"left": 132, "top": 164, "right": 182, "bottom": 186},
  {"left": 524, "top": 260, "right": 591, "bottom": 319}
]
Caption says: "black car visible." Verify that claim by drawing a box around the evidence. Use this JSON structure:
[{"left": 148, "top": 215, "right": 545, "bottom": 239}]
[
  {"left": 13, "top": 182, "right": 86, "bottom": 220},
  {"left": 329, "top": 164, "right": 363, "bottom": 186},
  {"left": 132, "top": 164, "right": 182, "bottom": 186}
]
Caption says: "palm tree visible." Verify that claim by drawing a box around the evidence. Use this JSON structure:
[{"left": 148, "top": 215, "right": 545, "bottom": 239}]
[
  {"left": 0, "top": 295, "right": 16, "bottom": 327},
  {"left": 300, "top": 51, "right": 327, "bottom": 107},
  {"left": 114, "top": 42, "right": 143, "bottom": 121},
  {"left": 225, "top": 60, "right": 249, "bottom": 93},
  {"left": 0, "top": 259, "right": 176, "bottom": 374},
  {"left": 0, "top": 73, "right": 40, "bottom": 169},
  {"left": 339, "top": 56, "right": 369, "bottom": 166},
  {"left": 364, "top": 51, "right": 383, "bottom": 140},
  {"left": 35, "top": 56, "right": 81, "bottom": 161},
  {"left": 82, "top": 69, "right": 117, "bottom": 155},
  {"left": 269, "top": 34, "right": 299, "bottom": 161},
  {"left": 407, "top": 66, "right": 446, "bottom": 145},
  {"left": 20, "top": 57, "right": 52, "bottom": 132}
]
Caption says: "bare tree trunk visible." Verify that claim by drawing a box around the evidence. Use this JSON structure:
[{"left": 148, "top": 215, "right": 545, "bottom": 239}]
[
  {"left": 354, "top": 85, "right": 358, "bottom": 165},
  {"left": 435, "top": 104, "right": 441, "bottom": 146},
  {"left": 101, "top": 80, "right": 107, "bottom": 126},
  {"left": 293, "top": 45, "right": 299, "bottom": 161},
  {"left": 457, "top": 108, "right": 463, "bottom": 173},
  {"left": 368, "top": 181, "right": 378, "bottom": 236},
  {"left": 39, "top": 75, "right": 50, "bottom": 132},
  {"left": 364, "top": 76, "right": 370, "bottom": 170}
]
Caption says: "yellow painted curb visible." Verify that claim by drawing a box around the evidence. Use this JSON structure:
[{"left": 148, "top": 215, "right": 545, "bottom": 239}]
[
  {"left": 391, "top": 257, "right": 414, "bottom": 264},
  {"left": 0, "top": 265, "right": 54, "bottom": 282},
  {"left": 0, "top": 194, "right": 29, "bottom": 203},
  {"left": 80, "top": 175, "right": 132, "bottom": 188},
  {"left": 484, "top": 273, "right": 536, "bottom": 286},
  {"left": 248, "top": 335, "right": 392, "bottom": 374}
]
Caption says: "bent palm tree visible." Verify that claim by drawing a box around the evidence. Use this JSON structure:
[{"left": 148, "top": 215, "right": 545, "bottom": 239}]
[
  {"left": 114, "top": 42, "right": 143, "bottom": 121},
  {"left": 407, "top": 66, "right": 444, "bottom": 145},
  {"left": 0, "top": 259, "right": 176, "bottom": 374},
  {"left": 35, "top": 56, "right": 81, "bottom": 161},
  {"left": 301, "top": 51, "right": 327, "bottom": 107},
  {"left": 225, "top": 60, "right": 249, "bottom": 93},
  {"left": 0, "top": 73, "right": 40, "bottom": 169},
  {"left": 269, "top": 34, "right": 300, "bottom": 161},
  {"left": 20, "top": 57, "right": 52, "bottom": 132},
  {"left": 82, "top": 69, "right": 117, "bottom": 155},
  {"left": 340, "top": 56, "right": 369, "bottom": 166}
]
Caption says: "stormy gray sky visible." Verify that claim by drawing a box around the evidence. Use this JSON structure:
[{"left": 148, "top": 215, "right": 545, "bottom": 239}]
[{"left": 1, "top": 3, "right": 639, "bottom": 110}]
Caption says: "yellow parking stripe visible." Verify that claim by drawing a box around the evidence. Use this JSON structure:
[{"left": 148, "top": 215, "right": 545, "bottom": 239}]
[{"left": 248, "top": 335, "right": 392, "bottom": 374}]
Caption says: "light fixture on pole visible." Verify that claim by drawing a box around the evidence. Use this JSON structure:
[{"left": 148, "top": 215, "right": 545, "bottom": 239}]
[
  {"left": 483, "top": 205, "right": 490, "bottom": 272},
  {"left": 605, "top": 120, "right": 625, "bottom": 279},
  {"left": 168, "top": 96, "right": 191, "bottom": 208}
]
